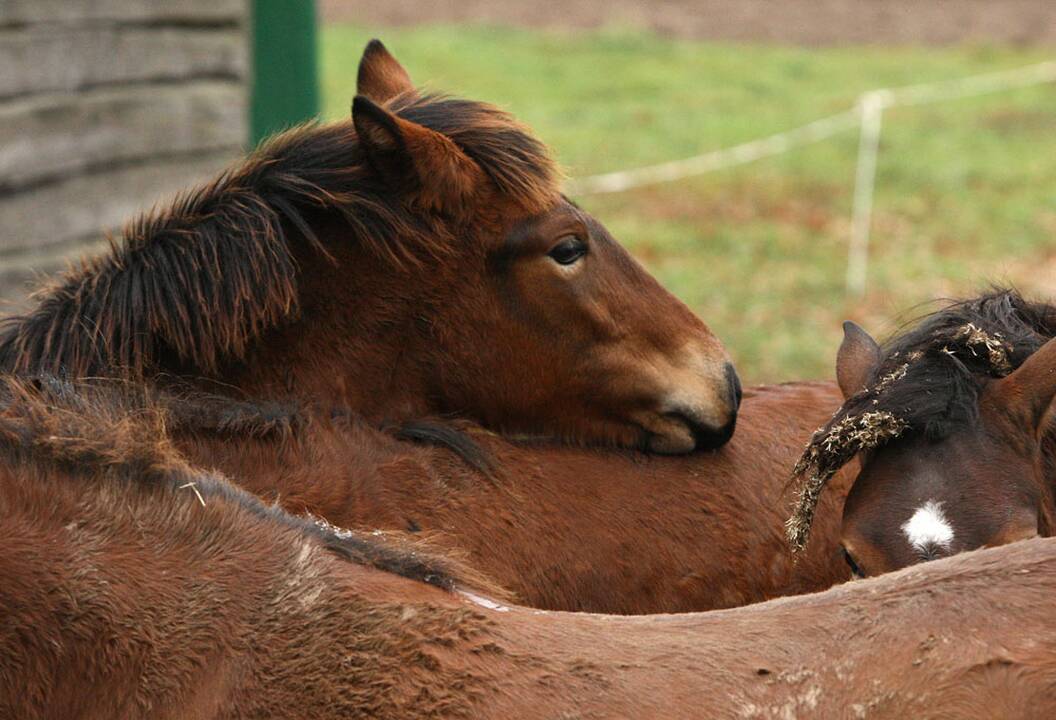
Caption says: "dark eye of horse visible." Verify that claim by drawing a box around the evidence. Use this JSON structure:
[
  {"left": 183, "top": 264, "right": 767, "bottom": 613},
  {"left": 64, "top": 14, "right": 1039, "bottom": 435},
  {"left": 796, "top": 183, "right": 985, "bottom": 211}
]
[
  {"left": 842, "top": 548, "right": 865, "bottom": 578},
  {"left": 547, "top": 236, "right": 587, "bottom": 266}
]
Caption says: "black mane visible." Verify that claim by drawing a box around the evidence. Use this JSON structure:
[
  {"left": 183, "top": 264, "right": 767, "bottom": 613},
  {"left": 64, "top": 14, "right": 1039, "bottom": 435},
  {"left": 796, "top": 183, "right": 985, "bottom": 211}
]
[{"left": 862, "top": 289, "right": 1056, "bottom": 441}]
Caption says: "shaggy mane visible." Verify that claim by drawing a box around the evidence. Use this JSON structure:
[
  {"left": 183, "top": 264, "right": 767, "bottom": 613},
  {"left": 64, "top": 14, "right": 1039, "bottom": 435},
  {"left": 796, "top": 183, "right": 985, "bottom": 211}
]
[
  {"left": 0, "top": 376, "right": 503, "bottom": 595},
  {"left": 787, "top": 289, "right": 1056, "bottom": 551},
  {"left": 0, "top": 94, "right": 558, "bottom": 379}
]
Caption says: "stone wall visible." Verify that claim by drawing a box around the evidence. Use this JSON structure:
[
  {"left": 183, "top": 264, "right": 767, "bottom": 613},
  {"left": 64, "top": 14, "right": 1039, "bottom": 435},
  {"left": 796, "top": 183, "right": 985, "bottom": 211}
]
[{"left": 0, "top": 0, "right": 249, "bottom": 307}]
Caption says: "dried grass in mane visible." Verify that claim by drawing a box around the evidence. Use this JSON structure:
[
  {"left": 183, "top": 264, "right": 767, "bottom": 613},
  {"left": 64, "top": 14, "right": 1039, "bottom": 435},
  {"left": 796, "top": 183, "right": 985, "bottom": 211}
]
[
  {"left": 0, "top": 375, "right": 506, "bottom": 596},
  {"left": 0, "top": 93, "right": 558, "bottom": 380},
  {"left": 787, "top": 289, "right": 1056, "bottom": 552}
]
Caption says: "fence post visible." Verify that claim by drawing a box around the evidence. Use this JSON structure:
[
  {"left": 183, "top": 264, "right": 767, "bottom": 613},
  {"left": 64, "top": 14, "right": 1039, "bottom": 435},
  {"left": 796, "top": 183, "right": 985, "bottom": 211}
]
[
  {"left": 845, "top": 91, "right": 887, "bottom": 298},
  {"left": 250, "top": 0, "right": 320, "bottom": 146}
]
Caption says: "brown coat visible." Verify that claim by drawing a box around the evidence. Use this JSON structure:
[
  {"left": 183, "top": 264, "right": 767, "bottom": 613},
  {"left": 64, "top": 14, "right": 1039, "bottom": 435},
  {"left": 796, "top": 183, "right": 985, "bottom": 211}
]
[
  {"left": 173, "top": 381, "right": 855, "bottom": 613},
  {"left": 2, "top": 381, "right": 1051, "bottom": 719}
]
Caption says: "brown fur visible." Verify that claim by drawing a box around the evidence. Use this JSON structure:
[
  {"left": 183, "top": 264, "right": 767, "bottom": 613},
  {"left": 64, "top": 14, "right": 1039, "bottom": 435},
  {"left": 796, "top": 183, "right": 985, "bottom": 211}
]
[
  {"left": 2, "top": 380, "right": 1055, "bottom": 718},
  {"left": 0, "top": 40, "right": 738, "bottom": 453},
  {"left": 170, "top": 381, "right": 854, "bottom": 613},
  {"left": 0, "top": 377, "right": 502, "bottom": 596}
]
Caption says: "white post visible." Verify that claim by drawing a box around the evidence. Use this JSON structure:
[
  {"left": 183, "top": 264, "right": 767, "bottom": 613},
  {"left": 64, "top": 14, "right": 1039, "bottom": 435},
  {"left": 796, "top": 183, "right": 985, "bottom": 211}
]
[{"left": 846, "top": 91, "right": 887, "bottom": 298}]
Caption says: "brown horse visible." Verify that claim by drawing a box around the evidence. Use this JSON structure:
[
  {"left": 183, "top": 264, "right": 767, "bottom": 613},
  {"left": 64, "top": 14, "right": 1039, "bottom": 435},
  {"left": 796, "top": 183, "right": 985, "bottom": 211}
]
[
  {"left": 3, "top": 378, "right": 1056, "bottom": 719},
  {"left": 0, "top": 40, "right": 738, "bottom": 454},
  {"left": 168, "top": 380, "right": 854, "bottom": 613},
  {"left": 787, "top": 289, "right": 1056, "bottom": 577}
]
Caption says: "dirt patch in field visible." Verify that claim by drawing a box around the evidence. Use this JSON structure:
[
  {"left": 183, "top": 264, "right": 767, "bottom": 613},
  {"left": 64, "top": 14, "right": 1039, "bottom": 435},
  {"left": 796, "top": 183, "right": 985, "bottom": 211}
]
[
  {"left": 321, "top": 0, "right": 1056, "bottom": 46},
  {"left": 615, "top": 180, "right": 841, "bottom": 234}
]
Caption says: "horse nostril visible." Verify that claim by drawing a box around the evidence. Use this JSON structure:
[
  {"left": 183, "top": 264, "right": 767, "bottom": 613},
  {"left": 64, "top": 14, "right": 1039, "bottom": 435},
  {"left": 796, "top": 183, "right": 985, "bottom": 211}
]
[{"left": 725, "top": 363, "right": 742, "bottom": 412}]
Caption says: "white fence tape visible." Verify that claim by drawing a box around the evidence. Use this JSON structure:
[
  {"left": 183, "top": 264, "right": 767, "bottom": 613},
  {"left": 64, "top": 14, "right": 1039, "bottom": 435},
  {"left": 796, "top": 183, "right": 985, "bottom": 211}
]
[
  {"left": 564, "top": 109, "right": 861, "bottom": 196},
  {"left": 566, "top": 61, "right": 1056, "bottom": 296}
]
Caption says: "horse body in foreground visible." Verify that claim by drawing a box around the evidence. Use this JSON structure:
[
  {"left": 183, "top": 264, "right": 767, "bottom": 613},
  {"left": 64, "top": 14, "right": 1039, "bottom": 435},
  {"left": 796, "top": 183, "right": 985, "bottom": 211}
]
[
  {"left": 789, "top": 289, "right": 1056, "bottom": 577},
  {"left": 2, "top": 379, "right": 1054, "bottom": 719},
  {"left": 0, "top": 40, "right": 738, "bottom": 454},
  {"left": 171, "top": 380, "right": 853, "bottom": 613}
]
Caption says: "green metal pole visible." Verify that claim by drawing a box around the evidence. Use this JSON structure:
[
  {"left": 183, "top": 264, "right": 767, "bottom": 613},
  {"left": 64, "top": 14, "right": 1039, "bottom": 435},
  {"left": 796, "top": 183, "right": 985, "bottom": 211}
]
[{"left": 251, "top": 0, "right": 320, "bottom": 146}]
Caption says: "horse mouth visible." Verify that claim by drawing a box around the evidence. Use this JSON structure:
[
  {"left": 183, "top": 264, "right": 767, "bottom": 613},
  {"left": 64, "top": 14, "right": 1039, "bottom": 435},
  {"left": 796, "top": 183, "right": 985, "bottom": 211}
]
[{"left": 639, "top": 410, "right": 736, "bottom": 454}]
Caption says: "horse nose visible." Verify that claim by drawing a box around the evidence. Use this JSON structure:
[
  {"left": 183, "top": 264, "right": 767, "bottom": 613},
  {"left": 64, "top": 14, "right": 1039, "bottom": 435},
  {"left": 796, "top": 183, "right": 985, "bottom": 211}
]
[{"left": 664, "top": 364, "right": 740, "bottom": 451}]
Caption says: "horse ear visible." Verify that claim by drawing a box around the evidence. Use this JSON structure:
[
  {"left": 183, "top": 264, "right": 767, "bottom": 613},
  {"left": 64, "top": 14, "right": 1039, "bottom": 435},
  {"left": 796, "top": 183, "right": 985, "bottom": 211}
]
[
  {"left": 357, "top": 39, "right": 414, "bottom": 103},
  {"left": 836, "top": 321, "right": 881, "bottom": 399},
  {"left": 353, "top": 95, "right": 483, "bottom": 217},
  {"left": 989, "top": 337, "right": 1056, "bottom": 429}
]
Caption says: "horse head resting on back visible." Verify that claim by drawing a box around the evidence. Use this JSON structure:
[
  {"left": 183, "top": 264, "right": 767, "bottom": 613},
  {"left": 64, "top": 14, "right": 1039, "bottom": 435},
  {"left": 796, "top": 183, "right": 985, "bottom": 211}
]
[
  {"left": 0, "top": 40, "right": 739, "bottom": 453},
  {"left": 787, "top": 289, "right": 1056, "bottom": 576}
]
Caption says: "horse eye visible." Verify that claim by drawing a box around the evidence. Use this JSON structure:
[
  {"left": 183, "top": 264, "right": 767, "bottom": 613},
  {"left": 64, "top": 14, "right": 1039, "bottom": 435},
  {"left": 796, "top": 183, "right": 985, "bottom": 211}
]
[
  {"left": 547, "top": 236, "right": 587, "bottom": 266},
  {"left": 842, "top": 548, "right": 865, "bottom": 578}
]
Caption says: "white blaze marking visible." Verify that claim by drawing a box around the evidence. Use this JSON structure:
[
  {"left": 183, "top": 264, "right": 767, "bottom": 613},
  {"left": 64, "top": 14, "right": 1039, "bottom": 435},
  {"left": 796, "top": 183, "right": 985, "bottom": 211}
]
[{"left": 901, "top": 500, "right": 954, "bottom": 553}]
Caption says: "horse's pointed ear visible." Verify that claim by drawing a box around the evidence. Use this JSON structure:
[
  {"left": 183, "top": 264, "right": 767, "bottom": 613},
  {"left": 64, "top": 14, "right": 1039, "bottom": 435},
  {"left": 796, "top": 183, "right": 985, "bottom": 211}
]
[
  {"left": 357, "top": 39, "right": 414, "bottom": 103},
  {"left": 353, "top": 95, "right": 483, "bottom": 217},
  {"left": 837, "top": 321, "right": 881, "bottom": 399},
  {"left": 989, "top": 337, "right": 1056, "bottom": 429}
]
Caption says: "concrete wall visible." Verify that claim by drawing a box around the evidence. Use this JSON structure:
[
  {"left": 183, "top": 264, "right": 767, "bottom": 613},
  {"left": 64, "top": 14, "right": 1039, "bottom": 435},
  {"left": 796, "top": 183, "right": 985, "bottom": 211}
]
[{"left": 0, "top": 0, "right": 249, "bottom": 308}]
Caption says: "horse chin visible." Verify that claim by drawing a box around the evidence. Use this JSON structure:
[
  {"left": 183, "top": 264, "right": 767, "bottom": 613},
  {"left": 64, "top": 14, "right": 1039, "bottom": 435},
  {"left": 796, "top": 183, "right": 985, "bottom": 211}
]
[
  {"left": 646, "top": 428, "right": 696, "bottom": 451},
  {"left": 643, "top": 424, "right": 697, "bottom": 455},
  {"left": 639, "top": 411, "right": 736, "bottom": 454}
]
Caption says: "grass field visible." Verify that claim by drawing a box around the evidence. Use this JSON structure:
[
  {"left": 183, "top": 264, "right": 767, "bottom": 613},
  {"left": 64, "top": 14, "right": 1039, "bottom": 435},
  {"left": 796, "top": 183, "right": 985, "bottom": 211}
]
[{"left": 321, "top": 24, "right": 1056, "bottom": 383}]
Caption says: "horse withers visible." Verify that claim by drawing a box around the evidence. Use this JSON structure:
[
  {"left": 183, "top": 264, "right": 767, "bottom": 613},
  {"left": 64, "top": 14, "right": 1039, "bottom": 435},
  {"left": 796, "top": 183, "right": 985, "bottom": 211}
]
[
  {"left": 0, "top": 40, "right": 738, "bottom": 453},
  {"left": 787, "top": 290, "right": 1056, "bottom": 577}
]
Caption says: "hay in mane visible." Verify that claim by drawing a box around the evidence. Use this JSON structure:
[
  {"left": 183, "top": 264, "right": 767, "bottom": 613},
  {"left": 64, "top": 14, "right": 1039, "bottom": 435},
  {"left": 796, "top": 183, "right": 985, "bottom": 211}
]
[
  {"left": 787, "top": 289, "right": 1056, "bottom": 552},
  {"left": 0, "top": 93, "right": 559, "bottom": 379},
  {"left": 0, "top": 375, "right": 504, "bottom": 595}
]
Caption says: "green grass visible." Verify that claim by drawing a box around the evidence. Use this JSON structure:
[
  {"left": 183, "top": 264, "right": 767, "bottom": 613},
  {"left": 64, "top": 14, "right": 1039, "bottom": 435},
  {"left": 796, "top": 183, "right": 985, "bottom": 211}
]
[{"left": 321, "top": 24, "right": 1056, "bottom": 383}]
